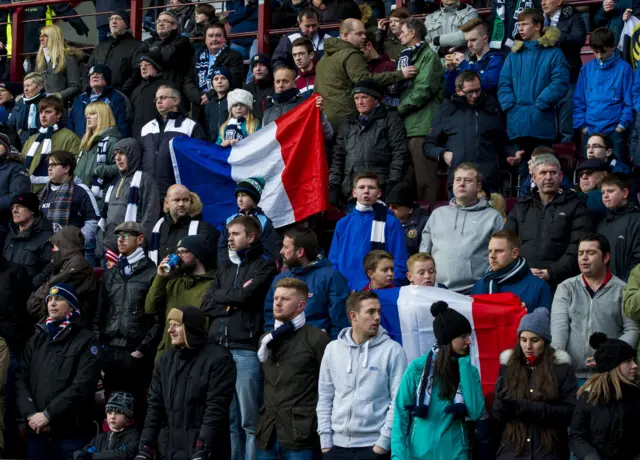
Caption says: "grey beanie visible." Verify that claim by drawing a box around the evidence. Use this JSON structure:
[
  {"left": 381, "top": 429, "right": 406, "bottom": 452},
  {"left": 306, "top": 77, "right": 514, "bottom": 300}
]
[{"left": 517, "top": 308, "right": 551, "bottom": 343}]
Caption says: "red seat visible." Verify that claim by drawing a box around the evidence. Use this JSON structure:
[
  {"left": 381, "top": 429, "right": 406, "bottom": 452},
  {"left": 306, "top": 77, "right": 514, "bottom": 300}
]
[
  {"left": 93, "top": 267, "right": 104, "bottom": 284},
  {"left": 506, "top": 197, "right": 518, "bottom": 214},
  {"left": 434, "top": 200, "right": 449, "bottom": 209}
]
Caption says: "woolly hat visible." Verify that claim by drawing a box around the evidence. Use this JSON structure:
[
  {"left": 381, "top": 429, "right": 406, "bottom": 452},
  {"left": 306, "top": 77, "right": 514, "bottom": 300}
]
[
  {"left": 167, "top": 306, "right": 206, "bottom": 349},
  {"left": 105, "top": 249, "right": 119, "bottom": 265},
  {"left": 46, "top": 282, "right": 79, "bottom": 311},
  {"left": 211, "top": 67, "right": 232, "bottom": 83},
  {"left": 0, "top": 82, "right": 22, "bottom": 97},
  {"left": 105, "top": 391, "right": 135, "bottom": 419},
  {"left": 386, "top": 183, "right": 415, "bottom": 208},
  {"left": 352, "top": 79, "right": 382, "bottom": 99},
  {"left": 11, "top": 192, "right": 40, "bottom": 216},
  {"left": 140, "top": 51, "right": 164, "bottom": 71},
  {"left": 251, "top": 53, "right": 271, "bottom": 70},
  {"left": 110, "top": 9, "right": 130, "bottom": 28},
  {"left": 176, "top": 235, "right": 210, "bottom": 263},
  {"left": 235, "top": 176, "right": 265, "bottom": 205},
  {"left": 227, "top": 88, "right": 253, "bottom": 111},
  {"left": 517, "top": 307, "right": 551, "bottom": 343},
  {"left": 89, "top": 64, "right": 112, "bottom": 86},
  {"left": 431, "top": 301, "right": 471, "bottom": 345},
  {"left": 589, "top": 332, "right": 637, "bottom": 373}
]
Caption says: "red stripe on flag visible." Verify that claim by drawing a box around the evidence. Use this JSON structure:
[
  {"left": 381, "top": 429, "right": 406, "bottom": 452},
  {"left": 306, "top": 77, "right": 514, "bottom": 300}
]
[
  {"left": 274, "top": 94, "right": 329, "bottom": 222},
  {"left": 471, "top": 293, "right": 526, "bottom": 401}
]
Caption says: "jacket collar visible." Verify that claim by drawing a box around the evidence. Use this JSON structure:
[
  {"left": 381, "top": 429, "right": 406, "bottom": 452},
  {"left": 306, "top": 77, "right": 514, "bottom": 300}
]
[
  {"left": 512, "top": 26, "right": 561, "bottom": 52},
  {"left": 236, "top": 243, "right": 265, "bottom": 265}
]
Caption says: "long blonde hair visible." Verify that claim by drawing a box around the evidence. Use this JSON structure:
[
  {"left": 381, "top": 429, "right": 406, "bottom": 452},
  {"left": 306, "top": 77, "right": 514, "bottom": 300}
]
[
  {"left": 219, "top": 110, "right": 259, "bottom": 141},
  {"left": 79, "top": 102, "right": 117, "bottom": 152},
  {"left": 578, "top": 366, "right": 639, "bottom": 406},
  {"left": 36, "top": 24, "right": 83, "bottom": 74}
]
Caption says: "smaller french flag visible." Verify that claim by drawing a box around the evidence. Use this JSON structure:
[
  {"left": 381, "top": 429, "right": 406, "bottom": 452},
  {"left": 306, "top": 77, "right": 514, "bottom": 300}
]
[
  {"left": 170, "top": 95, "right": 329, "bottom": 228},
  {"left": 377, "top": 286, "right": 526, "bottom": 396}
]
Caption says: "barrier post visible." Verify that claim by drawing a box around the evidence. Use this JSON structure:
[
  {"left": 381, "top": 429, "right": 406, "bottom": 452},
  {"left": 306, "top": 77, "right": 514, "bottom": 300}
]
[
  {"left": 130, "top": 0, "right": 143, "bottom": 40},
  {"left": 257, "top": 0, "right": 271, "bottom": 53},
  {"left": 396, "top": 0, "right": 404, "bottom": 7},
  {"left": 10, "top": 7, "right": 24, "bottom": 83}
]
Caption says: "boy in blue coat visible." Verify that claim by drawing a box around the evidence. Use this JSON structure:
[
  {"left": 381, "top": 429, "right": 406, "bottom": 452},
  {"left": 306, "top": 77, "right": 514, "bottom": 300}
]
[
  {"left": 329, "top": 172, "right": 408, "bottom": 291},
  {"left": 574, "top": 27, "right": 633, "bottom": 168},
  {"left": 471, "top": 230, "right": 552, "bottom": 312}
]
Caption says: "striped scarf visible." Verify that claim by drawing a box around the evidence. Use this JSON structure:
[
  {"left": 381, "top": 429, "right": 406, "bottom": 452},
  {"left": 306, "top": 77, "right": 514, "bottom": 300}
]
[
  {"left": 483, "top": 257, "right": 529, "bottom": 294},
  {"left": 356, "top": 201, "right": 387, "bottom": 250},
  {"left": 46, "top": 308, "right": 80, "bottom": 340},
  {"left": 148, "top": 218, "right": 200, "bottom": 265},
  {"left": 79, "top": 135, "right": 112, "bottom": 198},
  {"left": 258, "top": 312, "right": 306, "bottom": 362},
  {"left": 99, "top": 170, "right": 143, "bottom": 232},
  {"left": 26, "top": 124, "right": 59, "bottom": 186},
  {"left": 39, "top": 179, "right": 74, "bottom": 233},
  {"left": 118, "top": 246, "right": 146, "bottom": 278}
]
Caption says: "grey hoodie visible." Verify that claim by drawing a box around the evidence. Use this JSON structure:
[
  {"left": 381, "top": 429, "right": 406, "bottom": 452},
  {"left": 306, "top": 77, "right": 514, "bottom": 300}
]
[
  {"left": 316, "top": 327, "right": 407, "bottom": 452},
  {"left": 420, "top": 197, "right": 503, "bottom": 292}
]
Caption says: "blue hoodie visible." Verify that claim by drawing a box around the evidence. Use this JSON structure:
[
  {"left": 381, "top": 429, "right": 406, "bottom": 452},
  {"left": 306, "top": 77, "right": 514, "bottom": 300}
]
[
  {"left": 573, "top": 52, "right": 634, "bottom": 134},
  {"left": 264, "top": 257, "right": 351, "bottom": 339},
  {"left": 329, "top": 207, "right": 408, "bottom": 290}
]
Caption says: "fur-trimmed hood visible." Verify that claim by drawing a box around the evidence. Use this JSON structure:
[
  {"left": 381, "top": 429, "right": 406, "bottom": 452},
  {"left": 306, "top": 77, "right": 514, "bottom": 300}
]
[
  {"left": 512, "top": 26, "right": 561, "bottom": 52},
  {"left": 499, "top": 348, "right": 572, "bottom": 365}
]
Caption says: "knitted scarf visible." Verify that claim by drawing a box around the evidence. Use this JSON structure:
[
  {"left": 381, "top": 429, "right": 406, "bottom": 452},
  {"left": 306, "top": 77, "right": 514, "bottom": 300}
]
[
  {"left": 78, "top": 134, "right": 112, "bottom": 198},
  {"left": 148, "top": 218, "right": 200, "bottom": 264},
  {"left": 39, "top": 178, "right": 74, "bottom": 233},
  {"left": 355, "top": 201, "right": 388, "bottom": 250},
  {"left": 118, "top": 246, "right": 146, "bottom": 278},
  {"left": 46, "top": 308, "right": 80, "bottom": 340},
  {"left": 99, "top": 170, "right": 143, "bottom": 232},
  {"left": 483, "top": 257, "right": 529, "bottom": 294},
  {"left": 23, "top": 92, "right": 44, "bottom": 130},
  {"left": 407, "top": 345, "right": 466, "bottom": 419},
  {"left": 258, "top": 312, "right": 306, "bottom": 362},
  {"left": 390, "top": 41, "right": 424, "bottom": 94},
  {"left": 26, "top": 124, "right": 59, "bottom": 186},
  {"left": 223, "top": 118, "right": 247, "bottom": 142}
]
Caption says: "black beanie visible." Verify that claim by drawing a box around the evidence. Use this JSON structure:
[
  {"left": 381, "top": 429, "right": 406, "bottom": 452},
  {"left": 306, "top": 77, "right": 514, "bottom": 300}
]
[
  {"left": 431, "top": 301, "right": 471, "bottom": 345},
  {"left": 111, "top": 9, "right": 130, "bottom": 28},
  {"left": 589, "top": 332, "right": 637, "bottom": 373},
  {"left": 352, "top": 79, "right": 382, "bottom": 100},
  {"left": 176, "top": 235, "right": 210, "bottom": 264},
  {"left": 386, "top": 183, "right": 416, "bottom": 208},
  {"left": 11, "top": 192, "right": 40, "bottom": 216},
  {"left": 167, "top": 306, "right": 206, "bottom": 349},
  {"left": 140, "top": 51, "right": 164, "bottom": 71}
]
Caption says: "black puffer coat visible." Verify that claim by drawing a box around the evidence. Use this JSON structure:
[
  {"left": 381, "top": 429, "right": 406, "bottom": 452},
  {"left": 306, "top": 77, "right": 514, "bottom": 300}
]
[
  {"left": 87, "top": 31, "right": 144, "bottom": 93},
  {"left": 3, "top": 216, "right": 52, "bottom": 290}
]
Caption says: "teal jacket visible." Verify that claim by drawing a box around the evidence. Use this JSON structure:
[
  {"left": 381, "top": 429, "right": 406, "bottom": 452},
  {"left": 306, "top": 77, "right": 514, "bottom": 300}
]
[{"left": 391, "top": 353, "right": 486, "bottom": 460}]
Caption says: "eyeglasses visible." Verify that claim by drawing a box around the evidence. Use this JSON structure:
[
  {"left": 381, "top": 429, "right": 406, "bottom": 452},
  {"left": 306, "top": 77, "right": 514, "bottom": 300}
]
[
  {"left": 157, "top": 19, "right": 175, "bottom": 24},
  {"left": 116, "top": 232, "right": 139, "bottom": 239},
  {"left": 176, "top": 249, "right": 190, "bottom": 256},
  {"left": 155, "top": 95, "right": 177, "bottom": 102},
  {"left": 461, "top": 88, "right": 481, "bottom": 97},
  {"left": 586, "top": 144, "right": 606, "bottom": 150}
]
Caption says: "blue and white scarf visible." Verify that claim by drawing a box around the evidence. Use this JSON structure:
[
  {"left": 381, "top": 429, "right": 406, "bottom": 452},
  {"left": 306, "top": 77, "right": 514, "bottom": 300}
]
[
  {"left": 355, "top": 201, "right": 387, "bottom": 250},
  {"left": 258, "top": 312, "right": 306, "bottom": 362},
  {"left": 98, "top": 170, "right": 143, "bottom": 231},
  {"left": 118, "top": 246, "right": 146, "bottom": 278},
  {"left": 79, "top": 135, "right": 113, "bottom": 198},
  {"left": 148, "top": 218, "right": 200, "bottom": 265},
  {"left": 26, "top": 124, "right": 59, "bottom": 186},
  {"left": 196, "top": 44, "right": 229, "bottom": 93}
]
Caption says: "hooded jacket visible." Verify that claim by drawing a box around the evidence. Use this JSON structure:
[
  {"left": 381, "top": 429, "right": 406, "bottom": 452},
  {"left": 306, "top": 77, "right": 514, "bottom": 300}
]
[
  {"left": 3, "top": 215, "right": 53, "bottom": 290},
  {"left": 423, "top": 94, "right": 513, "bottom": 192},
  {"left": 329, "top": 207, "right": 408, "bottom": 291},
  {"left": 596, "top": 202, "right": 640, "bottom": 282},
  {"left": 27, "top": 225, "right": 97, "bottom": 325},
  {"left": 424, "top": 2, "right": 479, "bottom": 57},
  {"left": 492, "top": 348, "right": 577, "bottom": 460},
  {"left": 16, "top": 320, "right": 100, "bottom": 438},
  {"left": 420, "top": 198, "right": 504, "bottom": 293},
  {"left": 504, "top": 190, "right": 592, "bottom": 284},
  {"left": 0, "top": 148, "right": 30, "bottom": 225},
  {"left": 551, "top": 273, "right": 639, "bottom": 378},
  {"left": 498, "top": 27, "right": 569, "bottom": 140},
  {"left": 96, "top": 138, "right": 161, "bottom": 259},
  {"left": 68, "top": 87, "right": 130, "bottom": 138},
  {"left": 329, "top": 104, "right": 409, "bottom": 199},
  {"left": 0, "top": 256, "right": 31, "bottom": 349},
  {"left": 74, "top": 126, "right": 121, "bottom": 204},
  {"left": 315, "top": 37, "right": 405, "bottom": 127},
  {"left": 264, "top": 257, "right": 350, "bottom": 339},
  {"left": 202, "top": 244, "right": 277, "bottom": 351},
  {"left": 317, "top": 327, "right": 407, "bottom": 451},
  {"left": 573, "top": 52, "right": 634, "bottom": 134},
  {"left": 87, "top": 30, "right": 143, "bottom": 93}
]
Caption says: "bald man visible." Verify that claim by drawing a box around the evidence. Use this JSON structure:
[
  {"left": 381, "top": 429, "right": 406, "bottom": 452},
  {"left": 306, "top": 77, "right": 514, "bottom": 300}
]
[
  {"left": 147, "top": 184, "right": 220, "bottom": 266},
  {"left": 315, "top": 18, "right": 417, "bottom": 127}
]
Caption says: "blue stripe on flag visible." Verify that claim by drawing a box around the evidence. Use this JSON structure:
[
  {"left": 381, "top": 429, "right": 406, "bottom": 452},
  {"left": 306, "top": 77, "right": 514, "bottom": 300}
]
[
  {"left": 376, "top": 287, "right": 402, "bottom": 345},
  {"left": 171, "top": 136, "right": 237, "bottom": 228}
]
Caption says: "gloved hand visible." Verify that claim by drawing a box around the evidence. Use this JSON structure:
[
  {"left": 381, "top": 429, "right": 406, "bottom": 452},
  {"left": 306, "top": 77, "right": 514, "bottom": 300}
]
[
  {"left": 444, "top": 402, "right": 467, "bottom": 419},
  {"left": 191, "top": 441, "right": 212, "bottom": 460},
  {"left": 135, "top": 445, "right": 154, "bottom": 460},
  {"left": 329, "top": 186, "right": 344, "bottom": 209}
]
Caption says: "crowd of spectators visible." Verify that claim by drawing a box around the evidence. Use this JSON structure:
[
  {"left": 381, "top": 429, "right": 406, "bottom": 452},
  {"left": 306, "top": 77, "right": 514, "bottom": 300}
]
[{"left": 0, "top": 0, "right": 640, "bottom": 459}]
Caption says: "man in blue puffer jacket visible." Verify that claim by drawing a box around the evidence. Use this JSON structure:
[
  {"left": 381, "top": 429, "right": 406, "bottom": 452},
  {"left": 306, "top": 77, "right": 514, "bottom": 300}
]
[
  {"left": 574, "top": 27, "right": 633, "bottom": 168},
  {"left": 264, "top": 227, "right": 350, "bottom": 339}
]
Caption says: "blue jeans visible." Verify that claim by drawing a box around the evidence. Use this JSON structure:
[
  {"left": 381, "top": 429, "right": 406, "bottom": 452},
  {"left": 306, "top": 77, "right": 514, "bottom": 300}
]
[
  {"left": 27, "top": 435, "right": 86, "bottom": 460},
  {"left": 230, "top": 349, "right": 263, "bottom": 460},
  {"left": 256, "top": 436, "right": 318, "bottom": 460}
]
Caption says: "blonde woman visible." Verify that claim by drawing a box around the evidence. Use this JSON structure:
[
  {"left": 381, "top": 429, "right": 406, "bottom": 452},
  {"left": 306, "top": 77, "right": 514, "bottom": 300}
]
[
  {"left": 36, "top": 24, "right": 83, "bottom": 104},
  {"left": 76, "top": 102, "right": 120, "bottom": 204}
]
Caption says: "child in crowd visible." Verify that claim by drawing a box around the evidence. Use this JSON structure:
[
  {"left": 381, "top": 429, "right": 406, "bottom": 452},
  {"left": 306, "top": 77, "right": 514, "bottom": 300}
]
[
  {"left": 586, "top": 132, "right": 632, "bottom": 174},
  {"left": 193, "top": 3, "right": 216, "bottom": 38},
  {"left": 386, "top": 183, "right": 429, "bottom": 256},
  {"left": 205, "top": 67, "right": 231, "bottom": 140},
  {"left": 217, "top": 176, "right": 277, "bottom": 263},
  {"left": 73, "top": 392, "right": 139, "bottom": 460},
  {"left": 363, "top": 250, "right": 395, "bottom": 291},
  {"left": 406, "top": 252, "right": 446, "bottom": 288},
  {"left": 217, "top": 88, "right": 259, "bottom": 146}
]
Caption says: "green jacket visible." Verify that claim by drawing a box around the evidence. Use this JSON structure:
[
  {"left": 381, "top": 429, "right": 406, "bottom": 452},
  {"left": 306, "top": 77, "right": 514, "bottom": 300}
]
[
  {"left": 623, "top": 264, "right": 640, "bottom": 360},
  {"left": 75, "top": 126, "right": 120, "bottom": 207},
  {"left": 398, "top": 43, "right": 444, "bottom": 137},
  {"left": 315, "top": 37, "right": 405, "bottom": 127},
  {"left": 145, "top": 270, "right": 216, "bottom": 363},
  {"left": 391, "top": 353, "right": 486, "bottom": 460}
]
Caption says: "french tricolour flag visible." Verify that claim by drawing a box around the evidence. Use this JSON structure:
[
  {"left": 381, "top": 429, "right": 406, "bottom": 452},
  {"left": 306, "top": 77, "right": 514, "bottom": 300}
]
[
  {"left": 170, "top": 95, "right": 329, "bottom": 228},
  {"left": 377, "top": 286, "right": 526, "bottom": 396}
]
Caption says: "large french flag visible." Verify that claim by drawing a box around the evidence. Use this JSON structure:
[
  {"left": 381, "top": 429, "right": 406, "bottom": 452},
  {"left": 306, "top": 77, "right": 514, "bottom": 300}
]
[
  {"left": 377, "top": 286, "right": 526, "bottom": 397},
  {"left": 169, "top": 95, "right": 329, "bottom": 228}
]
